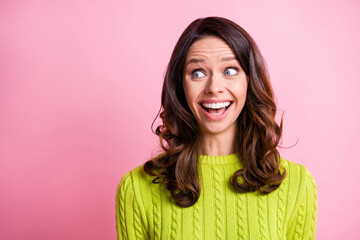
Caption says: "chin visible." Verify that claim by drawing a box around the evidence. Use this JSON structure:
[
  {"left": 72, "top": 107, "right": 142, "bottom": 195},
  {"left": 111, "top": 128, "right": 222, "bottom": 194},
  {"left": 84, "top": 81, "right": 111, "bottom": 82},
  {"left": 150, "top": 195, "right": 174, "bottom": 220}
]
[{"left": 200, "top": 123, "right": 231, "bottom": 135}]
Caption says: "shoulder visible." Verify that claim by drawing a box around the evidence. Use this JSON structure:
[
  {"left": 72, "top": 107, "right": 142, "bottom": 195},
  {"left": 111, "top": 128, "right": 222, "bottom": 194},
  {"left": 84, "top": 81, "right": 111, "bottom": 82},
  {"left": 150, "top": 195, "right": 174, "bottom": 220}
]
[
  {"left": 116, "top": 162, "right": 158, "bottom": 205},
  {"left": 116, "top": 162, "right": 167, "bottom": 223},
  {"left": 280, "top": 158, "right": 318, "bottom": 237},
  {"left": 280, "top": 157, "right": 317, "bottom": 190},
  {"left": 115, "top": 164, "right": 152, "bottom": 237},
  {"left": 115, "top": 163, "right": 153, "bottom": 216},
  {"left": 117, "top": 163, "right": 153, "bottom": 193},
  {"left": 279, "top": 157, "right": 318, "bottom": 213}
]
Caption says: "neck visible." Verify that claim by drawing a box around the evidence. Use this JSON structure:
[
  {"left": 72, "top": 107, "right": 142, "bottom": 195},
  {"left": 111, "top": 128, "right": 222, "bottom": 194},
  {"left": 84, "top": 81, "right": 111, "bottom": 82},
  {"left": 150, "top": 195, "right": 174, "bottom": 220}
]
[{"left": 199, "top": 127, "right": 236, "bottom": 156}]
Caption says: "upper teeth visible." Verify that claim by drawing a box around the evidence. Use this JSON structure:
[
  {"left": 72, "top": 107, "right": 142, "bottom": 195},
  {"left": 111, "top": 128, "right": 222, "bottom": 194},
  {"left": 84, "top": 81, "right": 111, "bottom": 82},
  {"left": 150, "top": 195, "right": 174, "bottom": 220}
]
[{"left": 202, "top": 102, "right": 231, "bottom": 109}]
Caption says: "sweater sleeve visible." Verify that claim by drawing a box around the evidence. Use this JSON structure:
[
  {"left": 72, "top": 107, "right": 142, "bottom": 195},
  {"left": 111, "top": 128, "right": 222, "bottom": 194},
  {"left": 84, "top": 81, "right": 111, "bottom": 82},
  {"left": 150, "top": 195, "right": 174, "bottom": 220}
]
[
  {"left": 115, "top": 171, "right": 149, "bottom": 240},
  {"left": 286, "top": 166, "right": 318, "bottom": 240}
]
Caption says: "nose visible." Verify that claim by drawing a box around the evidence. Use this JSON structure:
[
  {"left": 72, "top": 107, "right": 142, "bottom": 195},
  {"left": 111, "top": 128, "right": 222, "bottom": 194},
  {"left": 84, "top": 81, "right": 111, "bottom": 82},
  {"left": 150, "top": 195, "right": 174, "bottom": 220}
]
[{"left": 205, "top": 73, "right": 224, "bottom": 95}]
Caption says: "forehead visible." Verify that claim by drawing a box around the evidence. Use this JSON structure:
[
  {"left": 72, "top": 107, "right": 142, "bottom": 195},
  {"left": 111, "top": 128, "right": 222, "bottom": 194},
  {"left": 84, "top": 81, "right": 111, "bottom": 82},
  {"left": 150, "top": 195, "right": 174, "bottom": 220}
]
[{"left": 186, "top": 36, "right": 235, "bottom": 60}]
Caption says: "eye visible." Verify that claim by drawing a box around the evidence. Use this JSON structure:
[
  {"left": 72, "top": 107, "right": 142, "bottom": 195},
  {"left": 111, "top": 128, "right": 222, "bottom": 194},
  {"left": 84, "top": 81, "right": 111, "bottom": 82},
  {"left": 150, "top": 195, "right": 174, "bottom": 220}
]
[
  {"left": 224, "top": 67, "right": 238, "bottom": 76},
  {"left": 191, "top": 69, "right": 206, "bottom": 79}
]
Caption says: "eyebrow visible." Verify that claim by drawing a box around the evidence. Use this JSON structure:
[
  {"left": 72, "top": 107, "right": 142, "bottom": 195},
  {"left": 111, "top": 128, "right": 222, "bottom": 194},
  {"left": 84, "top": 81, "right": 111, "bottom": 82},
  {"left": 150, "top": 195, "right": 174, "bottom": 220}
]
[{"left": 185, "top": 56, "right": 236, "bottom": 67}]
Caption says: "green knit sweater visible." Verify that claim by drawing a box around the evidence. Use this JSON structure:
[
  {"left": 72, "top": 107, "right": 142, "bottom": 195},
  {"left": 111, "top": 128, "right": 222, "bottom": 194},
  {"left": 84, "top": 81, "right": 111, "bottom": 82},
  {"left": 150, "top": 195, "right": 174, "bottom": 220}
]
[{"left": 115, "top": 154, "right": 317, "bottom": 239}]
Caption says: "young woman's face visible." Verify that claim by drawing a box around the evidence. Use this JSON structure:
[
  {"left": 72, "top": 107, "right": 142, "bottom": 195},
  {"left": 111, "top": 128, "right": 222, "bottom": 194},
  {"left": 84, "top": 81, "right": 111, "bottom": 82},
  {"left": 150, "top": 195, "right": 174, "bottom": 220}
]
[{"left": 182, "top": 36, "right": 248, "bottom": 136}]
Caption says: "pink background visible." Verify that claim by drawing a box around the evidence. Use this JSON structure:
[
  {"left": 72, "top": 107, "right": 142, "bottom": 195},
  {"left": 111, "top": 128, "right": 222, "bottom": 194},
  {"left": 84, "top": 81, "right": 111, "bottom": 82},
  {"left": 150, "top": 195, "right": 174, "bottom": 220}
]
[{"left": 1, "top": 0, "right": 359, "bottom": 239}]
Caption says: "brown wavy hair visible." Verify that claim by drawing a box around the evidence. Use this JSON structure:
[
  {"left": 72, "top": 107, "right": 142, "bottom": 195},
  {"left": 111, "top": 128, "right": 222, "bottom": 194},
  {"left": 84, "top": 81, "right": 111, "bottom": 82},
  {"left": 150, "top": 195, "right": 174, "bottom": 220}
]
[{"left": 144, "top": 16, "right": 287, "bottom": 208}]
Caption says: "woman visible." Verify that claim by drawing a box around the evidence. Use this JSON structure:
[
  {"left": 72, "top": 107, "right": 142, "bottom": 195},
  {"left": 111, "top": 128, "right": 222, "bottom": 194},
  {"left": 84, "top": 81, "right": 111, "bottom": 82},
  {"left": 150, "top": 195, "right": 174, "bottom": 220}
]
[{"left": 115, "top": 16, "right": 317, "bottom": 240}]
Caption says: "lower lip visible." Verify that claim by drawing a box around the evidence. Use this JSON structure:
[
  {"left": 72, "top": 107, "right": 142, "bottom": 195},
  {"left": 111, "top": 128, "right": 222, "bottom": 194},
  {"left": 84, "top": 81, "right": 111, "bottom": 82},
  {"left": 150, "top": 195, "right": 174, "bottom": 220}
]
[{"left": 199, "top": 103, "right": 232, "bottom": 121}]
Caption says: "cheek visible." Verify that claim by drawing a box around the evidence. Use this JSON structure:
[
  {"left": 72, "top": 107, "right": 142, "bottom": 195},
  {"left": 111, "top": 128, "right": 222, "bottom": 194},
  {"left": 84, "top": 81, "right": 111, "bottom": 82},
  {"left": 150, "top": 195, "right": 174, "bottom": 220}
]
[
  {"left": 182, "top": 82, "right": 197, "bottom": 114},
  {"left": 239, "top": 84, "right": 248, "bottom": 99},
  {"left": 183, "top": 81, "right": 190, "bottom": 100},
  {"left": 230, "top": 80, "right": 248, "bottom": 99},
  {"left": 183, "top": 81, "right": 199, "bottom": 105}
]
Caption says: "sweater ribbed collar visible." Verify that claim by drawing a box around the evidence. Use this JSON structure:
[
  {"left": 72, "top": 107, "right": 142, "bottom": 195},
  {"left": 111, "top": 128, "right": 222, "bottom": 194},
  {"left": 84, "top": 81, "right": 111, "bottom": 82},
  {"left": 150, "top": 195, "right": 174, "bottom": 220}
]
[{"left": 198, "top": 154, "right": 241, "bottom": 165}]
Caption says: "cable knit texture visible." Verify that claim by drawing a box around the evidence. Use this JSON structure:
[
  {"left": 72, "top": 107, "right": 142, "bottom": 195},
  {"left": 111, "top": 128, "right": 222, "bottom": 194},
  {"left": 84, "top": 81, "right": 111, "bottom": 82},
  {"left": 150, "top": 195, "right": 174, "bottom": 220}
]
[{"left": 115, "top": 154, "right": 317, "bottom": 239}]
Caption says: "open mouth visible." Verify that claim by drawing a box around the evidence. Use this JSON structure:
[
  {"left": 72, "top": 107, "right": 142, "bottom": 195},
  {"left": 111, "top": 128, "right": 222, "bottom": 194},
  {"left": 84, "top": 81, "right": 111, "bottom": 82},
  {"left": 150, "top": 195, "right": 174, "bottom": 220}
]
[{"left": 200, "top": 101, "right": 233, "bottom": 116}]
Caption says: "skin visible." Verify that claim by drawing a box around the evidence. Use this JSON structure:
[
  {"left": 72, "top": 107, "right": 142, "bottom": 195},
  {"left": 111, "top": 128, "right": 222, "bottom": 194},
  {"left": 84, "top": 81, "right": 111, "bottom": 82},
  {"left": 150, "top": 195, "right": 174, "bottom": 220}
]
[{"left": 182, "top": 36, "right": 248, "bottom": 156}]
